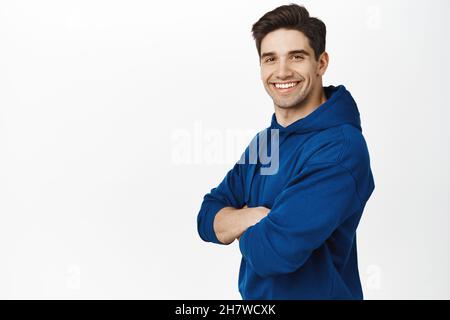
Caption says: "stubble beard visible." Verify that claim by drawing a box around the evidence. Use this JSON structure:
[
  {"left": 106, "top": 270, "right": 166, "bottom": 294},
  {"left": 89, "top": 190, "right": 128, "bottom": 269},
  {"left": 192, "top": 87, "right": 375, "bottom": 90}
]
[{"left": 271, "top": 87, "right": 309, "bottom": 110}]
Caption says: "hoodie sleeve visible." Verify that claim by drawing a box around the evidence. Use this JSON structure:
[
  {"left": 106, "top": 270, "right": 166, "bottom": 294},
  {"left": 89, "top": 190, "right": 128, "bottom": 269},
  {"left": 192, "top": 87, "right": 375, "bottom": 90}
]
[
  {"left": 238, "top": 161, "right": 363, "bottom": 277},
  {"left": 197, "top": 161, "right": 247, "bottom": 245}
]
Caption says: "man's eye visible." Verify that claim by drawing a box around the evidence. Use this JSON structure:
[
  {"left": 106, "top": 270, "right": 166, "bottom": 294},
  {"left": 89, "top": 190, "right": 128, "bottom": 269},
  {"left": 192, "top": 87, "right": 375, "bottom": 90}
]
[
  {"left": 293, "top": 55, "right": 304, "bottom": 60},
  {"left": 265, "top": 57, "right": 275, "bottom": 63}
]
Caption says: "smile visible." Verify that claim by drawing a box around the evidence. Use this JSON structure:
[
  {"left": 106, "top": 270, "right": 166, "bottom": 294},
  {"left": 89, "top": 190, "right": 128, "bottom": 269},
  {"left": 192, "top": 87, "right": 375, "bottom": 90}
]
[{"left": 271, "top": 81, "right": 301, "bottom": 93}]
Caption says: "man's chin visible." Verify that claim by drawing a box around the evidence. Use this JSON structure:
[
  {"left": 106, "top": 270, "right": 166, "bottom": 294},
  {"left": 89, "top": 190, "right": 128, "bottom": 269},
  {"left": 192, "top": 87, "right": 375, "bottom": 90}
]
[
  {"left": 273, "top": 99, "right": 301, "bottom": 109},
  {"left": 272, "top": 92, "right": 308, "bottom": 109},
  {"left": 275, "top": 104, "right": 294, "bottom": 109}
]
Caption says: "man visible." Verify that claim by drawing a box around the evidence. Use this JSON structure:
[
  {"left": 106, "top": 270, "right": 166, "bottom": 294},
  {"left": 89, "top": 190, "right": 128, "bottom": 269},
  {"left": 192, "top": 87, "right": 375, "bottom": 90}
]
[{"left": 197, "top": 4, "right": 375, "bottom": 300}]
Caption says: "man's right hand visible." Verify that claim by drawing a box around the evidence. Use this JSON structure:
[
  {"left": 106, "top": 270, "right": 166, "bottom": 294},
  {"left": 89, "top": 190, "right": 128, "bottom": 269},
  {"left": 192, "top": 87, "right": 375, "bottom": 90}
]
[
  {"left": 243, "top": 205, "right": 270, "bottom": 226},
  {"left": 213, "top": 205, "right": 270, "bottom": 245},
  {"left": 236, "top": 205, "right": 270, "bottom": 240}
]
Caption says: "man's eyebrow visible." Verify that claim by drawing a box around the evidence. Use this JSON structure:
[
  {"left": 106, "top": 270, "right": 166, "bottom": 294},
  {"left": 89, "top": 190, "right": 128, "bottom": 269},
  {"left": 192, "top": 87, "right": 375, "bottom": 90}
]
[{"left": 260, "top": 49, "right": 310, "bottom": 59}]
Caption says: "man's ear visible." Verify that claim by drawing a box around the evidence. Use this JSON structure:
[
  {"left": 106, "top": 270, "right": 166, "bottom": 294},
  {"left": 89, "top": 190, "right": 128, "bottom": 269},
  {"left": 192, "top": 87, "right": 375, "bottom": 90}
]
[{"left": 317, "top": 51, "right": 329, "bottom": 76}]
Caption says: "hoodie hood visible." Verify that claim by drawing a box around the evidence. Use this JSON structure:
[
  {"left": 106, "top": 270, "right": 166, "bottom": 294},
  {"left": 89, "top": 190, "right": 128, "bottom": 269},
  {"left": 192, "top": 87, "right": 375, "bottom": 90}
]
[{"left": 269, "top": 85, "right": 361, "bottom": 134}]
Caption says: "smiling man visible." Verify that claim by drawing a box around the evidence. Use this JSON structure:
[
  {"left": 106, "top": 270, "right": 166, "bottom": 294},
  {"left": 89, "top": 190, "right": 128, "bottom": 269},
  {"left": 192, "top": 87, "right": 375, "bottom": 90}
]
[{"left": 197, "top": 4, "right": 375, "bottom": 300}]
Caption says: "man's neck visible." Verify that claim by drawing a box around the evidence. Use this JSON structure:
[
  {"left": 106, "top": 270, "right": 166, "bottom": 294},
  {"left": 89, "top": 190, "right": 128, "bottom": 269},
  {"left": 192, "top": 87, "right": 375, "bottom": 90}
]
[{"left": 275, "top": 86, "right": 327, "bottom": 128}]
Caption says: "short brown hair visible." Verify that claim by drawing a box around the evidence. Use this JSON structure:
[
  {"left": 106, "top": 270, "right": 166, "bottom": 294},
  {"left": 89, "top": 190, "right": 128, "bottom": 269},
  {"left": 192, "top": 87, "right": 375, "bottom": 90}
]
[{"left": 251, "top": 4, "right": 326, "bottom": 61}]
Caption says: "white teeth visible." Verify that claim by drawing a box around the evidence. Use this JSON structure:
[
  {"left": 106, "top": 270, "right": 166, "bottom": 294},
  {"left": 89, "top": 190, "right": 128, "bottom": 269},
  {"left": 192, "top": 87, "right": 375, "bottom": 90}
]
[{"left": 274, "top": 82, "right": 298, "bottom": 89}]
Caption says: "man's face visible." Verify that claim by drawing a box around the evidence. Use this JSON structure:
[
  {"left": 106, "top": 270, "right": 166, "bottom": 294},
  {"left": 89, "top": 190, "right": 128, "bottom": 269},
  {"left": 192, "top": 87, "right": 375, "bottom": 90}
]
[{"left": 260, "top": 28, "right": 325, "bottom": 109}]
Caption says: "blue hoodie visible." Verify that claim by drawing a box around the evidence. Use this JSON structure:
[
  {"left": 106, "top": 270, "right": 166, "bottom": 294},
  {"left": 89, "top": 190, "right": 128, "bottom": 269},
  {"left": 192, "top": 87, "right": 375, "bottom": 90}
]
[{"left": 197, "top": 85, "right": 375, "bottom": 300}]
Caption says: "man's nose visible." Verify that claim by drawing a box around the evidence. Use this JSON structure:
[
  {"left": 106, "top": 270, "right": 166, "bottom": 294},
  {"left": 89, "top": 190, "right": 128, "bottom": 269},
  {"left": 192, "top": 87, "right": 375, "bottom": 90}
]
[{"left": 275, "top": 60, "right": 293, "bottom": 79}]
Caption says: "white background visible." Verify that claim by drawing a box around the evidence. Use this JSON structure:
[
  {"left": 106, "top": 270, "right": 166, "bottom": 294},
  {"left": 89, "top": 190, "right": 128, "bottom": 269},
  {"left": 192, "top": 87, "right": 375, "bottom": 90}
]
[{"left": 1, "top": 0, "right": 449, "bottom": 299}]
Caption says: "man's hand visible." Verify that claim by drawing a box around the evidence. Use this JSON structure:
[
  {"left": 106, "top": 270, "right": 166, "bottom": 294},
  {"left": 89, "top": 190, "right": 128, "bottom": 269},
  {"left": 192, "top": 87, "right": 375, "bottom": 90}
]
[
  {"left": 236, "top": 205, "right": 270, "bottom": 240},
  {"left": 213, "top": 205, "right": 270, "bottom": 245}
]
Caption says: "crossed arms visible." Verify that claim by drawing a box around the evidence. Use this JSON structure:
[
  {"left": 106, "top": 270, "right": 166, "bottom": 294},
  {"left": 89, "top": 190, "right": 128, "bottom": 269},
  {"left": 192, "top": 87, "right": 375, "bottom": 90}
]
[{"left": 197, "top": 160, "right": 364, "bottom": 277}]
